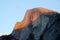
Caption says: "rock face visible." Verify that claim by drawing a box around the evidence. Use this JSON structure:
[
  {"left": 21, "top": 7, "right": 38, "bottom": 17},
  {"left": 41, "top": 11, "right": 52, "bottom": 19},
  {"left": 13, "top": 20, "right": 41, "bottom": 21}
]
[
  {"left": 0, "top": 7, "right": 60, "bottom": 40},
  {"left": 0, "top": 35, "right": 18, "bottom": 40},
  {"left": 14, "top": 7, "right": 54, "bottom": 30}
]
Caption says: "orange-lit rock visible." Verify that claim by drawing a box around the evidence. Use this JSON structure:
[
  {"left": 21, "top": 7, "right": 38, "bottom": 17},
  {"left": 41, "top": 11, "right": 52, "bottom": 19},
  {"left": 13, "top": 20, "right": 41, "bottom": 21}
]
[{"left": 14, "top": 7, "right": 55, "bottom": 30}]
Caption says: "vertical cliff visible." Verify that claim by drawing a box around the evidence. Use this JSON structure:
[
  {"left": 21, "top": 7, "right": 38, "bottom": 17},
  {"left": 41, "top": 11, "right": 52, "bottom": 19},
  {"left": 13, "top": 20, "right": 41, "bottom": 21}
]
[{"left": 11, "top": 7, "right": 57, "bottom": 40}]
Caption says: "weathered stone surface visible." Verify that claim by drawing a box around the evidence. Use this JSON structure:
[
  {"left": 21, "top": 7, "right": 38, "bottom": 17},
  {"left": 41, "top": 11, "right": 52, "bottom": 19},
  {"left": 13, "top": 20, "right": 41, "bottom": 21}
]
[{"left": 0, "top": 7, "right": 60, "bottom": 40}]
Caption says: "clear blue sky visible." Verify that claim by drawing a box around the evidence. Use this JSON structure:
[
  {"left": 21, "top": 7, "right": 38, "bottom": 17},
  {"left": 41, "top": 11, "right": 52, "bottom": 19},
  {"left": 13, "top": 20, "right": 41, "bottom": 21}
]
[{"left": 0, "top": 0, "right": 60, "bottom": 35}]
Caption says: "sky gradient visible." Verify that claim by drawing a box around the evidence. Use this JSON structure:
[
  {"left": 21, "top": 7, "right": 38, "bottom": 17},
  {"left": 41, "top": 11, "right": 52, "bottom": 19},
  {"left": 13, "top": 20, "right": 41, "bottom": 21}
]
[{"left": 0, "top": 0, "right": 60, "bottom": 35}]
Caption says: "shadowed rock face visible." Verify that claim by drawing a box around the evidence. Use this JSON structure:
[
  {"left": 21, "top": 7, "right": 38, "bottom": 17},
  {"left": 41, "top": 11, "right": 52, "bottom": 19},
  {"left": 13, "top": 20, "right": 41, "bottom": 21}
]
[
  {"left": 0, "top": 7, "right": 60, "bottom": 40},
  {"left": 11, "top": 7, "right": 60, "bottom": 40},
  {"left": 0, "top": 35, "right": 18, "bottom": 40},
  {"left": 11, "top": 8, "right": 56, "bottom": 39}
]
